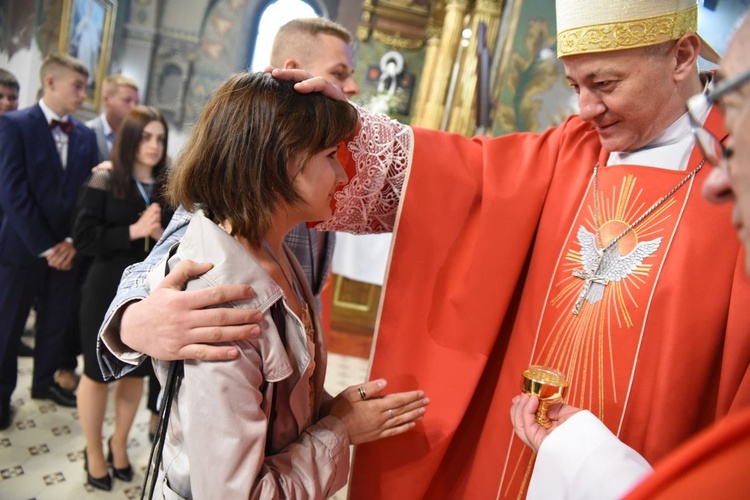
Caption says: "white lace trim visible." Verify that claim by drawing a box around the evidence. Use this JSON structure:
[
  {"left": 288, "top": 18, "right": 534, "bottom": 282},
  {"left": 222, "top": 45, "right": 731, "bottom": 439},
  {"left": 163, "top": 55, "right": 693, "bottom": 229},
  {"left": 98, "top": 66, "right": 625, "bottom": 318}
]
[{"left": 316, "top": 104, "right": 412, "bottom": 234}]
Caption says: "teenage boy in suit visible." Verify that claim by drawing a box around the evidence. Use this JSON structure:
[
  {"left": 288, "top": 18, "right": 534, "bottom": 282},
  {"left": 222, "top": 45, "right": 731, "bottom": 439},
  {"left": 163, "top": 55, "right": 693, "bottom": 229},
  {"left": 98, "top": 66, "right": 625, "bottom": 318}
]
[{"left": 0, "top": 53, "right": 99, "bottom": 430}]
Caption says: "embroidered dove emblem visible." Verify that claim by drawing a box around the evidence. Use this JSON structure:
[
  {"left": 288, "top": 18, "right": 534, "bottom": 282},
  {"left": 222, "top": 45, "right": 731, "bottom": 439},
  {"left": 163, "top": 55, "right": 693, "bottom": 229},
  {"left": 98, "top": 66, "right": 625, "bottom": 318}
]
[{"left": 576, "top": 226, "right": 662, "bottom": 305}]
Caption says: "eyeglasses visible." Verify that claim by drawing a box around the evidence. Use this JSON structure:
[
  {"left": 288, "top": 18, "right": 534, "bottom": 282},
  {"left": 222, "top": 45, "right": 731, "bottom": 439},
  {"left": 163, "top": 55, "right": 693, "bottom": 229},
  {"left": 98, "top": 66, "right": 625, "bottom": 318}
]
[
  {"left": 687, "top": 93, "right": 732, "bottom": 170},
  {"left": 687, "top": 67, "right": 750, "bottom": 170},
  {"left": 707, "top": 66, "right": 750, "bottom": 104}
]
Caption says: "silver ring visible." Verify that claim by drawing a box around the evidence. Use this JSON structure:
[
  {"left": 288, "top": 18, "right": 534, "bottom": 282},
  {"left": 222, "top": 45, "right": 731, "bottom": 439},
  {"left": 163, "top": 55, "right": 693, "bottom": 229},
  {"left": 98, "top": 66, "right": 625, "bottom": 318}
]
[
  {"left": 388, "top": 409, "right": 395, "bottom": 419},
  {"left": 357, "top": 386, "right": 367, "bottom": 400}
]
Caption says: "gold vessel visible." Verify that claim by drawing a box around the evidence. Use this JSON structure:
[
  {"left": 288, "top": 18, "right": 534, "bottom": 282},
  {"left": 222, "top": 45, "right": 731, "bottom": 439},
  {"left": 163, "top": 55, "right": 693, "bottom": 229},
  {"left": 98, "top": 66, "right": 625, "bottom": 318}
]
[{"left": 521, "top": 365, "right": 569, "bottom": 428}]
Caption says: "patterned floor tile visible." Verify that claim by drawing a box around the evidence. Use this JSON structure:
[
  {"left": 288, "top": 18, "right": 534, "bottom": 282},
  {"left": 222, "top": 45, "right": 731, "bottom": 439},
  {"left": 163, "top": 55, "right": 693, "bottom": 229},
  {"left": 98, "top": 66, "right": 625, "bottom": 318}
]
[{"left": 0, "top": 353, "right": 368, "bottom": 499}]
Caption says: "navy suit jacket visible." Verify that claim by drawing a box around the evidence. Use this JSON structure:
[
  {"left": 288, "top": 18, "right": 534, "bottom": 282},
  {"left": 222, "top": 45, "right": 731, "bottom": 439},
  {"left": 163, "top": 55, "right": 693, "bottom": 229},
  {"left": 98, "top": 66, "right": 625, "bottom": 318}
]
[{"left": 0, "top": 104, "right": 98, "bottom": 266}]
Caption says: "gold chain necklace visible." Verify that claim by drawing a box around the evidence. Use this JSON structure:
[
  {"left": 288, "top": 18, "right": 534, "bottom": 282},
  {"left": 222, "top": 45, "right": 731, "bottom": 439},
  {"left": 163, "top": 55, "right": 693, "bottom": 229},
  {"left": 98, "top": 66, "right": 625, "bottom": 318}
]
[{"left": 571, "top": 159, "right": 705, "bottom": 315}]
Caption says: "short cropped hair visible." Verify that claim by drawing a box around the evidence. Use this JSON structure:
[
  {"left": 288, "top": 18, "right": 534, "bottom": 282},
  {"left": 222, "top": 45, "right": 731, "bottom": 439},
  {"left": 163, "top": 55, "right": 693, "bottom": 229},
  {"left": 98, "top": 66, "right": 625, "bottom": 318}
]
[
  {"left": 111, "top": 106, "right": 169, "bottom": 201},
  {"left": 102, "top": 74, "right": 139, "bottom": 97},
  {"left": 642, "top": 40, "right": 677, "bottom": 58},
  {"left": 0, "top": 69, "right": 19, "bottom": 91},
  {"left": 270, "top": 17, "right": 352, "bottom": 67},
  {"left": 168, "top": 72, "right": 358, "bottom": 246},
  {"left": 39, "top": 53, "right": 89, "bottom": 83}
]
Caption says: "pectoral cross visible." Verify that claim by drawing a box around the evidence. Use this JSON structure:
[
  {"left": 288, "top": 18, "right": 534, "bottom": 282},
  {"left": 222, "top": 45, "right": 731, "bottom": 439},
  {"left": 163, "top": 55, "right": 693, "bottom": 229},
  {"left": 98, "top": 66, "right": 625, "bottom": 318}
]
[{"left": 571, "top": 249, "right": 609, "bottom": 315}]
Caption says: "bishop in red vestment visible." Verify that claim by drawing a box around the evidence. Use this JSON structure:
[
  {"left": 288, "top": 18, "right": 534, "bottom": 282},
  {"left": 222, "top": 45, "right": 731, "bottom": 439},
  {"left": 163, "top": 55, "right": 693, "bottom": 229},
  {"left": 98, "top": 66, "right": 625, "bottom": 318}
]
[
  {"left": 321, "top": 3, "right": 750, "bottom": 498},
  {"left": 336, "top": 106, "right": 750, "bottom": 499}
]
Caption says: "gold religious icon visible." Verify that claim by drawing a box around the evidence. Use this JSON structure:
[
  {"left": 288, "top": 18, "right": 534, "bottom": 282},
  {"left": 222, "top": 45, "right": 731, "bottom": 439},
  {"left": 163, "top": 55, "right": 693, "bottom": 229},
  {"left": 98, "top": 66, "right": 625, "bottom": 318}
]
[{"left": 521, "top": 365, "right": 569, "bottom": 429}]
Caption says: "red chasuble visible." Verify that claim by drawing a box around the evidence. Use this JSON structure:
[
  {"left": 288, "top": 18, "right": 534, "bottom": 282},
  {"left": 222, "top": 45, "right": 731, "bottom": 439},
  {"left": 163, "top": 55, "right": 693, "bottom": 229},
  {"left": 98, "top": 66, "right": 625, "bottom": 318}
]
[
  {"left": 348, "top": 109, "right": 750, "bottom": 499},
  {"left": 625, "top": 406, "right": 750, "bottom": 499}
]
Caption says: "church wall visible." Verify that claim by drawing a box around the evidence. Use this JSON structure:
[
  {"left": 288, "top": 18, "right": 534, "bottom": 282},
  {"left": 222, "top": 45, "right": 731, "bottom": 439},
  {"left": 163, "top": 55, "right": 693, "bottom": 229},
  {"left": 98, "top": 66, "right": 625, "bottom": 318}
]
[
  {"left": 145, "top": 0, "right": 343, "bottom": 139},
  {"left": 0, "top": 0, "right": 46, "bottom": 110},
  {"left": 489, "top": 0, "right": 572, "bottom": 135},
  {"left": 161, "top": 0, "right": 209, "bottom": 34},
  {"left": 0, "top": 0, "right": 347, "bottom": 147},
  {"left": 1, "top": 1, "right": 131, "bottom": 114}
]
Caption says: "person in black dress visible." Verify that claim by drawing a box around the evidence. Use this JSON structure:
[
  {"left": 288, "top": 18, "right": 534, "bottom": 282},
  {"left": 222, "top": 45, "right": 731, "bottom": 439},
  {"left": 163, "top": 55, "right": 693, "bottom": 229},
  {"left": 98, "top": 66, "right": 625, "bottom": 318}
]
[{"left": 73, "top": 106, "right": 172, "bottom": 491}]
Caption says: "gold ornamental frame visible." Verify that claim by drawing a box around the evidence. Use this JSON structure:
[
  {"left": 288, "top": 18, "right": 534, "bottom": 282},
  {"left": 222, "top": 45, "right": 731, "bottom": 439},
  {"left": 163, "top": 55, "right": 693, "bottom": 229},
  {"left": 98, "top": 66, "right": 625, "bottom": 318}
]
[{"left": 58, "top": 0, "right": 117, "bottom": 112}]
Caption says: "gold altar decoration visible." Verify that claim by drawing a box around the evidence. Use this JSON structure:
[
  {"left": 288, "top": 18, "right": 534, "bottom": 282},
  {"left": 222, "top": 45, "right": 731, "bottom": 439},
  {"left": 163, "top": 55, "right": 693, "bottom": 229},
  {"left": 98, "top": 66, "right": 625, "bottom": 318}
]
[
  {"left": 357, "top": 0, "right": 433, "bottom": 50},
  {"left": 411, "top": 0, "right": 470, "bottom": 129},
  {"left": 411, "top": 19, "right": 444, "bottom": 124},
  {"left": 446, "top": 0, "right": 502, "bottom": 136},
  {"left": 409, "top": 0, "right": 504, "bottom": 134}
]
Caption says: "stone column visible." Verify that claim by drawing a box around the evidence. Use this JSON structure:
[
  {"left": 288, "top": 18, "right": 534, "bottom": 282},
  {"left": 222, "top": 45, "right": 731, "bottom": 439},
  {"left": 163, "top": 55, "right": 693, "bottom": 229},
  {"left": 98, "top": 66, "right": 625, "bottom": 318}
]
[
  {"left": 118, "top": 0, "right": 160, "bottom": 99},
  {"left": 411, "top": 22, "right": 443, "bottom": 127}
]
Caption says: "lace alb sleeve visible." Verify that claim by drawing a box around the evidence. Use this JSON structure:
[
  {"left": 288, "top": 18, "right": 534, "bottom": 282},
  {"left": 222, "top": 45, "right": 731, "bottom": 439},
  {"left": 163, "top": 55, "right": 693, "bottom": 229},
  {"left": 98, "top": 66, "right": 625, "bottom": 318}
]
[{"left": 315, "top": 104, "right": 413, "bottom": 234}]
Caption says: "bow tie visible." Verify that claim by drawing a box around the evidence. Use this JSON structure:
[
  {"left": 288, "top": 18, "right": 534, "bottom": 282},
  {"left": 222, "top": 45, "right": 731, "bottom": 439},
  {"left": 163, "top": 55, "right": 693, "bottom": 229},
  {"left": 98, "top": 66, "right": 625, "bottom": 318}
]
[{"left": 50, "top": 119, "right": 73, "bottom": 134}]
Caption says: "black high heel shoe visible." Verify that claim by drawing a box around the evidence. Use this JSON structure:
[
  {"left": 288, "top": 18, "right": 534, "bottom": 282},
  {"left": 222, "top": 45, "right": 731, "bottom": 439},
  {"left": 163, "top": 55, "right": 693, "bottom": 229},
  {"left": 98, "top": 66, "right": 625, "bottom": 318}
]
[
  {"left": 83, "top": 448, "right": 112, "bottom": 491},
  {"left": 107, "top": 437, "right": 134, "bottom": 482}
]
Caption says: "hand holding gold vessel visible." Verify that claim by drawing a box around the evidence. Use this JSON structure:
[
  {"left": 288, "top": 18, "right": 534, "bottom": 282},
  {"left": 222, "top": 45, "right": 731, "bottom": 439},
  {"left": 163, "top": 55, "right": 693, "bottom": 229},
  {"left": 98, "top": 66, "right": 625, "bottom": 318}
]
[{"left": 520, "top": 365, "right": 569, "bottom": 428}]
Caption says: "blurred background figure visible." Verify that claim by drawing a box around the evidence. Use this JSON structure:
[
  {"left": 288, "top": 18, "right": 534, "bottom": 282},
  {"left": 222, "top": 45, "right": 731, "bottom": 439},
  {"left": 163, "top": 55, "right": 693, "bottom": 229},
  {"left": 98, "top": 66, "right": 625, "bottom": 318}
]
[
  {"left": 84, "top": 71, "right": 160, "bottom": 442},
  {"left": 0, "top": 54, "right": 98, "bottom": 432},
  {"left": 72, "top": 106, "right": 172, "bottom": 491},
  {"left": 0, "top": 69, "right": 33, "bottom": 358},
  {"left": 0, "top": 69, "right": 19, "bottom": 114},
  {"left": 87, "top": 74, "right": 139, "bottom": 162},
  {"left": 0, "top": 68, "right": 19, "bottom": 278}
]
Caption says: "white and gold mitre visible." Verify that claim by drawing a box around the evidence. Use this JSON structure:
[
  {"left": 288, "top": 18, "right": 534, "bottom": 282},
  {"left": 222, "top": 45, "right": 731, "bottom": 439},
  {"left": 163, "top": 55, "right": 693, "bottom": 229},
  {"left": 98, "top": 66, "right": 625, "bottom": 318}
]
[{"left": 556, "top": 0, "right": 720, "bottom": 62}]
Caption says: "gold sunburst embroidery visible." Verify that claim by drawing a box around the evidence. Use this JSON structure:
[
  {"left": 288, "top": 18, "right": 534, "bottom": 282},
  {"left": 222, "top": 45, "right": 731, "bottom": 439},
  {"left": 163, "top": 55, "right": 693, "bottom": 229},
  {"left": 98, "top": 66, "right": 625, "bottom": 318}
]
[{"left": 545, "top": 174, "right": 673, "bottom": 413}]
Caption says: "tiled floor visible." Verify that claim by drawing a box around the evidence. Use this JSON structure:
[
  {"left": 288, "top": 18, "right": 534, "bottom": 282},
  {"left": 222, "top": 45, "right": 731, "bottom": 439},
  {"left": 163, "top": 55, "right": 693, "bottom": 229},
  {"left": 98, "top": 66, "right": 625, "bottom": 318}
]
[{"left": 0, "top": 352, "right": 369, "bottom": 499}]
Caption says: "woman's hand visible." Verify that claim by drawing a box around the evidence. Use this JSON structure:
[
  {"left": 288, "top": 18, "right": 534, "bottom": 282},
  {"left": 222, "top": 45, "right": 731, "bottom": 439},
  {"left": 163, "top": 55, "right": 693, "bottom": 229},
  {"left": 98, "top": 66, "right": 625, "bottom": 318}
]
[
  {"left": 129, "top": 203, "right": 162, "bottom": 240},
  {"left": 323, "top": 379, "right": 430, "bottom": 445},
  {"left": 149, "top": 204, "right": 165, "bottom": 240}
]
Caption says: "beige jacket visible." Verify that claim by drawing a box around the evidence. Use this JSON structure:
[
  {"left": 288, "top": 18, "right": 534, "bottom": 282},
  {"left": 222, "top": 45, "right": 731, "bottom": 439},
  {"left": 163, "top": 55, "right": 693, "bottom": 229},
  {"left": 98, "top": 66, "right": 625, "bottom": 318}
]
[{"left": 148, "top": 212, "right": 350, "bottom": 499}]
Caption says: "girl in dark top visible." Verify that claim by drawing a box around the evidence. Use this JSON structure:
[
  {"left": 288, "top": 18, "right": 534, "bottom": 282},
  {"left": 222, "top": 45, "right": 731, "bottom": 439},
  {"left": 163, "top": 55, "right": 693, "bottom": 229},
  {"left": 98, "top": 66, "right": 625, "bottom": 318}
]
[{"left": 73, "top": 106, "right": 173, "bottom": 491}]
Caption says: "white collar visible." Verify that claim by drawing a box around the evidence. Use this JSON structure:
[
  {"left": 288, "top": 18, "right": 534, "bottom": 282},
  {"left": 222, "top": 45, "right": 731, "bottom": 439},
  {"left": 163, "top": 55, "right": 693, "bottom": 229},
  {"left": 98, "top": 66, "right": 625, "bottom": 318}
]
[
  {"left": 38, "top": 98, "right": 68, "bottom": 125},
  {"left": 100, "top": 113, "right": 114, "bottom": 137},
  {"left": 641, "top": 110, "right": 694, "bottom": 150},
  {"left": 607, "top": 73, "right": 714, "bottom": 171},
  {"left": 607, "top": 107, "right": 711, "bottom": 171}
]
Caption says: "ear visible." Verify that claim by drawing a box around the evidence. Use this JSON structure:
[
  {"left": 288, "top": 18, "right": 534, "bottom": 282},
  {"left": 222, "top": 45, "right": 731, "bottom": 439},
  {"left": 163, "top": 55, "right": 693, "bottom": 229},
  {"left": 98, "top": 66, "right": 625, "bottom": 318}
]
[
  {"left": 673, "top": 33, "right": 700, "bottom": 83},
  {"left": 283, "top": 59, "right": 302, "bottom": 70},
  {"left": 43, "top": 73, "right": 55, "bottom": 90}
]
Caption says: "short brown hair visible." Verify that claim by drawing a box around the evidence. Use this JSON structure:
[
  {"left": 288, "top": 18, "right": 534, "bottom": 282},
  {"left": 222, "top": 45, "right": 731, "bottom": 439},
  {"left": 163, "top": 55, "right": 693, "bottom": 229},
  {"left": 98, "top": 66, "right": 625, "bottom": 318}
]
[
  {"left": 102, "top": 74, "right": 139, "bottom": 97},
  {"left": 39, "top": 53, "right": 89, "bottom": 83},
  {"left": 270, "top": 17, "right": 352, "bottom": 67},
  {"left": 168, "top": 72, "right": 357, "bottom": 246}
]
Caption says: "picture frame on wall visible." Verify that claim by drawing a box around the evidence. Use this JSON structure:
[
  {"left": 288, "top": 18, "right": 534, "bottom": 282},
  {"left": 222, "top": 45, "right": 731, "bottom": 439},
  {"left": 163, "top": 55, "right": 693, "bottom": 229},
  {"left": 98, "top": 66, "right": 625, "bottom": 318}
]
[{"left": 58, "top": 0, "right": 117, "bottom": 112}]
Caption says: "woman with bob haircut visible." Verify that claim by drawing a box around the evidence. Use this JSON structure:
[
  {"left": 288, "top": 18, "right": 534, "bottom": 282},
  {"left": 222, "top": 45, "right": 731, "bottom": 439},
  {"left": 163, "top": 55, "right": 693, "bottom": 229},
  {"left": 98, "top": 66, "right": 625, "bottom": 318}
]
[
  {"left": 73, "top": 105, "right": 173, "bottom": 490},
  {"left": 149, "top": 72, "right": 429, "bottom": 498}
]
